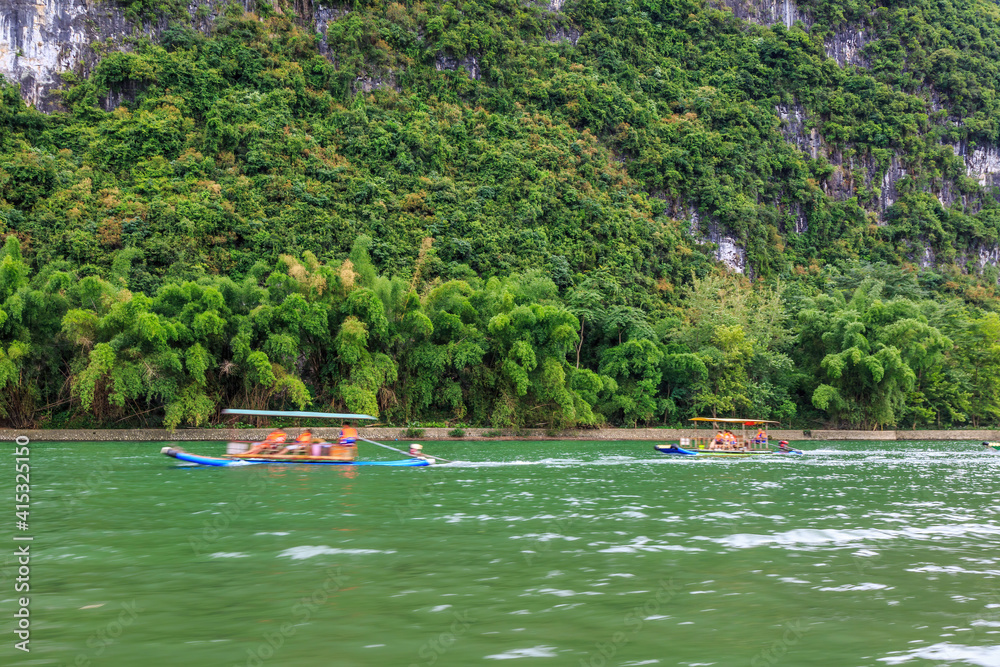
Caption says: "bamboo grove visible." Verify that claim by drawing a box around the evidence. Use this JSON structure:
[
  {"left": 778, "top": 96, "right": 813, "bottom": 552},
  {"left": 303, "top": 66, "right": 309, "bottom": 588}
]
[
  {"left": 2, "top": 233, "right": 999, "bottom": 430},
  {"left": 2, "top": 0, "right": 1000, "bottom": 429}
]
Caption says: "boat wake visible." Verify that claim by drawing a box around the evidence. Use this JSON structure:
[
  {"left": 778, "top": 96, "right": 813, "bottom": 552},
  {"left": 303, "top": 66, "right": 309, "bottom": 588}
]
[
  {"left": 879, "top": 642, "right": 1000, "bottom": 665},
  {"left": 700, "top": 523, "right": 1000, "bottom": 550}
]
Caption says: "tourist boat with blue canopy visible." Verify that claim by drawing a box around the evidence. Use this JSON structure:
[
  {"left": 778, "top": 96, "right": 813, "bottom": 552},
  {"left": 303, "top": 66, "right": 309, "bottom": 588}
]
[
  {"left": 162, "top": 409, "right": 442, "bottom": 467},
  {"left": 654, "top": 417, "right": 802, "bottom": 457}
]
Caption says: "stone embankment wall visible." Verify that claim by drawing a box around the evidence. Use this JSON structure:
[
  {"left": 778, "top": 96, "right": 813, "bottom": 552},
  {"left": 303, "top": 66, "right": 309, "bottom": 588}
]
[{"left": 2, "top": 428, "right": 997, "bottom": 441}]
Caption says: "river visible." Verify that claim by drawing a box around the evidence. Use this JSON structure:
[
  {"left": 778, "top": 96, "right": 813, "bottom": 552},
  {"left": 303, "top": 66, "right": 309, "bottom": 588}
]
[{"left": 3, "top": 439, "right": 999, "bottom": 666}]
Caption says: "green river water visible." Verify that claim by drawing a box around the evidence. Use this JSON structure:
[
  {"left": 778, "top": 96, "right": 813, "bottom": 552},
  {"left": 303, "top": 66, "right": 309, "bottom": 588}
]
[{"left": 3, "top": 439, "right": 1000, "bottom": 667}]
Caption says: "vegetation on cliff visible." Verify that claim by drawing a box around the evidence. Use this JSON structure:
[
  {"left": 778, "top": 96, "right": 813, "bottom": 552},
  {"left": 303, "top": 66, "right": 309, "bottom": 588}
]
[{"left": 1, "top": 0, "right": 999, "bottom": 430}]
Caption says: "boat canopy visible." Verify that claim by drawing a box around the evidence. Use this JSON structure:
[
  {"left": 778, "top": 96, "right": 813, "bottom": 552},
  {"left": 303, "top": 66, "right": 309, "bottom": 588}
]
[
  {"left": 689, "top": 417, "right": 779, "bottom": 426},
  {"left": 222, "top": 409, "right": 377, "bottom": 420}
]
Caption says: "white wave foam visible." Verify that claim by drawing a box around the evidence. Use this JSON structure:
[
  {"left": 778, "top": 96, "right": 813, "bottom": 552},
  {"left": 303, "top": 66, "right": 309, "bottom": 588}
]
[
  {"left": 817, "top": 582, "right": 891, "bottom": 591},
  {"left": 528, "top": 588, "right": 603, "bottom": 598},
  {"left": 277, "top": 545, "right": 396, "bottom": 559},
  {"left": 879, "top": 642, "right": 1000, "bottom": 665},
  {"left": 598, "top": 542, "right": 705, "bottom": 553},
  {"left": 510, "top": 533, "right": 580, "bottom": 542},
  {"left": 706, "top": 523, "right": 1000, "bottom": 549},
  {"left": 485, "top": 646, "right": 559, "bottom": 659}
]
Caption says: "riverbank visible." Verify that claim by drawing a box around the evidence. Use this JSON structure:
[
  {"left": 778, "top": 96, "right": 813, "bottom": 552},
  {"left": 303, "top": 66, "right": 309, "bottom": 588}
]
[{"left": 2, "top": 427, "right": 998, "bottom": 441}]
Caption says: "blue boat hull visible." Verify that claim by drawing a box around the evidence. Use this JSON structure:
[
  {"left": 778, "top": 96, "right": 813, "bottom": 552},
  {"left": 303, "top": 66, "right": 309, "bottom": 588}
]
[
  {"left": 162, "top": 447, "right": 431, "bottom": 467},
  {"left": 654, "top": 444, "right": 700, "bottom": 456}
]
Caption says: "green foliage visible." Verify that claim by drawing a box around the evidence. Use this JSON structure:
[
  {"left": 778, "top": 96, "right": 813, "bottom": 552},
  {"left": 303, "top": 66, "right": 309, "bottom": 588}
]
[
  {"left": 790, "top": 264, "right": 982, "bottom": 429},
  {"left": 1, "top": 1, "right": 1000, "bottom": 429}
]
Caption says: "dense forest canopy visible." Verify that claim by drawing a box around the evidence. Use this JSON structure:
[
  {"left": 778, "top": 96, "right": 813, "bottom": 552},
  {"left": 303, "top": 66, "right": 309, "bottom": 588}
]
[{"left": 1, "top": 0, "right": 1000, "bottom": 430}]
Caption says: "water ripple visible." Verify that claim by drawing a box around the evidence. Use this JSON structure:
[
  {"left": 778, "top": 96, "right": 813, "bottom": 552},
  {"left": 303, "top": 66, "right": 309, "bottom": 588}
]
[{"left": 879, "top": 642, "right": 1000, "bottom": 665}]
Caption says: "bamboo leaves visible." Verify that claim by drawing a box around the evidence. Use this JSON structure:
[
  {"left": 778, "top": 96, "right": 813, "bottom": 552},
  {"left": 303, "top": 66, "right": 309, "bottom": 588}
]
[{"left": 0, "top": 224, "right": 998, "bottom": 431}]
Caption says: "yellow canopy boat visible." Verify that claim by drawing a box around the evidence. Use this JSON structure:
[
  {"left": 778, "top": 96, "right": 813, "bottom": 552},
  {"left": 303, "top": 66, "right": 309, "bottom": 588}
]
[{"left": 654, "top": 418, "right": 801, "bottom": 457}]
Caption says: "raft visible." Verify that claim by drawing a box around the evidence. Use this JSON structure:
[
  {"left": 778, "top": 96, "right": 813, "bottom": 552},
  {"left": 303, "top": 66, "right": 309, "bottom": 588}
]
[
  {"left": 653, "top": 445, "right": 802, "bottom": 458},
  {"left": 653, "top": 444, "right": 802, "bottom": 457},
  {"left": 652, "top": 417, "right": 804, "bottom": 458},
  {"left": 162, "top": 447, "right": 432, "bottom": 467}
]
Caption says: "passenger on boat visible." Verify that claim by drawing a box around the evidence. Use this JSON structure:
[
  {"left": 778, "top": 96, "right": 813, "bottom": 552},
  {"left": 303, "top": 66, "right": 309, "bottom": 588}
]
[
  {"left": 283, "top": 430, "right": 314, "bottom": 455},
  {"left": 751, "top": 428, "right": 767, "bottom": 445},
  {"left": 724, "top": 430, "right": 737, "bottom": 448},
  {"left": 270, "top": 430, "right": 313, "bottom": 456},
  {"left": 243, "top": 429, "right": 287, "bottom": 455},
  {"left": 409, "top": 443, "right": 424, "bottom": 458},
  {"left": 711, "top": 431, "right": 725, "bottom": 450},
  {"left": 339, "top": 425, "right": 358, "bottom": 447}
]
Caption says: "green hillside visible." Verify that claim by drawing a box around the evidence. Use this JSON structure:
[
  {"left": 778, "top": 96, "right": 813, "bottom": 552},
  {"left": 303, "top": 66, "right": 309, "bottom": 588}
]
[{"left": 1, "top": 0, "right": 999, "bottom": 430}]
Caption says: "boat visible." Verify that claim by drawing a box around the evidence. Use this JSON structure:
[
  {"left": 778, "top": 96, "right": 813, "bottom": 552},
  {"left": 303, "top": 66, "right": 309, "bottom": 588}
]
[
  {"left": 981, "top": 441, "right": 1000, "bottom": 454},
  {"left": 654, "top": 418, "right": 802, "bottom": 457},
  {"left": 162, "top": 409, "right": 438, "bottom": 467},
  {"left": 161, "top": 446, "right": 431, "bottom": 466}
]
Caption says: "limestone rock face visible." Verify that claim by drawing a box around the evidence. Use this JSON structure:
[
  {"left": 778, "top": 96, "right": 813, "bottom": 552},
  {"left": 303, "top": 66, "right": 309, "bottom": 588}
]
[
  {"left": 706, "top": 0, "right": 1000, "bottom": 272},
  {"left": 962, "top": 143, "right": 1000, "bottom": 191},
  {"left": 0, "top": 0, "right": 254, "bottom": 111},
  {"left": 824, "top": 27, "right": 873, "bottom": 68},
  {"left": 2, "top": 0, "right": 127, "bottom": 111},
  {"left": 314, "top": 2, "right": 349, "bottom": 58},
  {"left": 4, "top": 0, "right": 1000, "bottom": 275},
  {"left": 713, "top": 0, "right": 1000, "bottom": 215},
  {"left": 435, "top": 53, "right": 481, "bottom": 80},
  {"left": 710, "top": 0, "right": 870, "bottom": 67},
  {"left": 712, "top": 0, "right": 811, "bottom": 29},
  {"left": 686, "top": 210, "right": 748, "bottom": 275}
]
